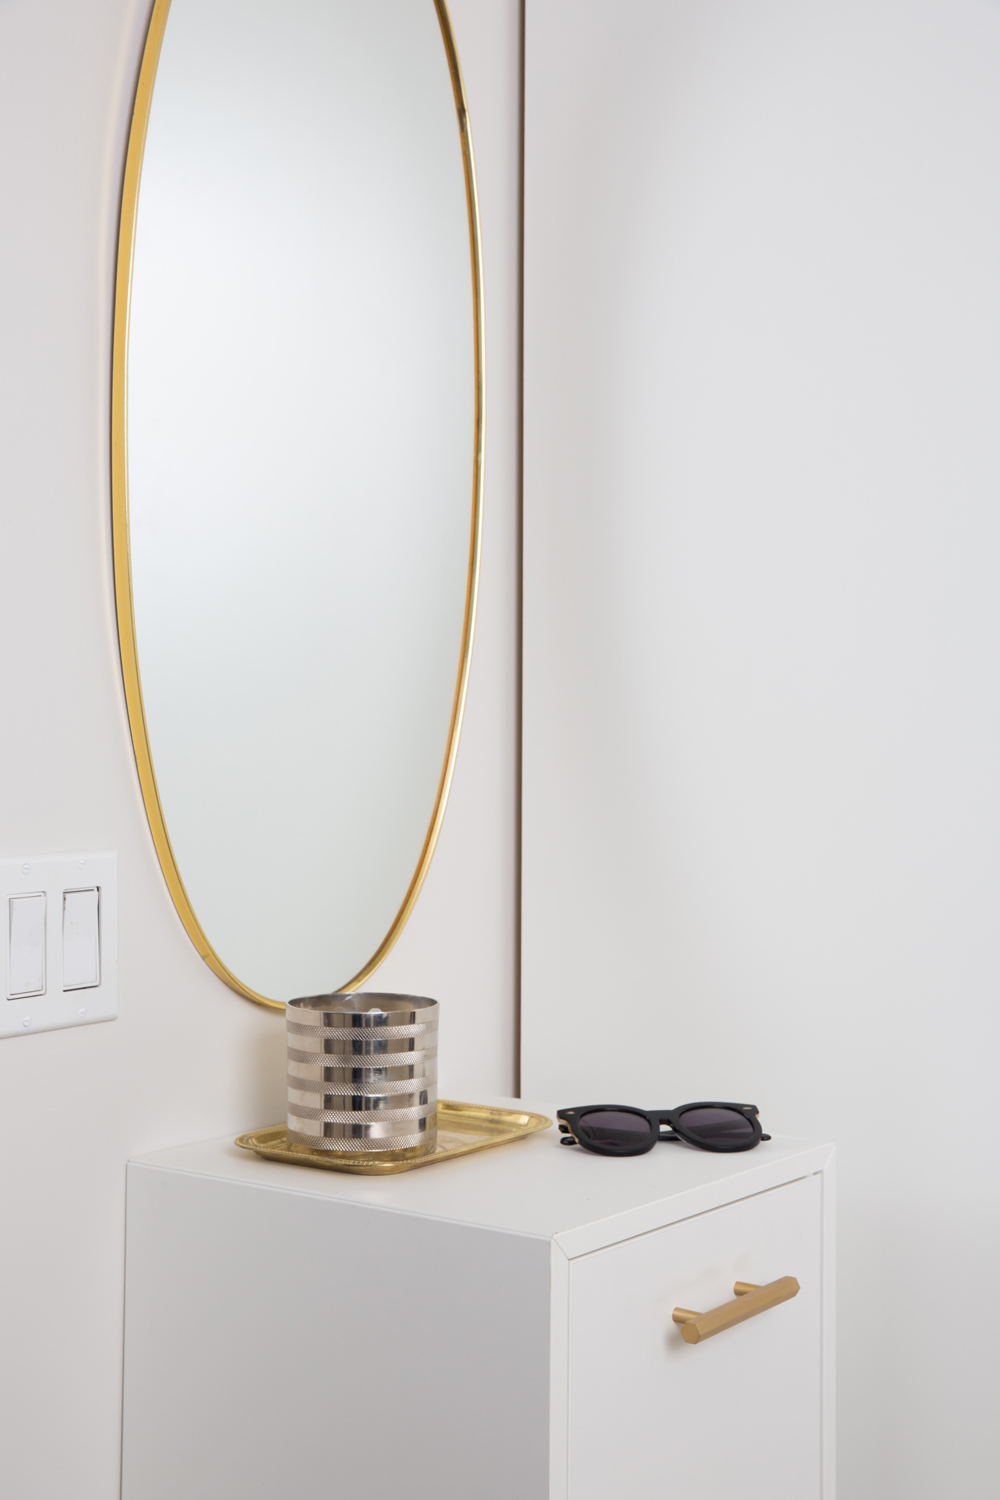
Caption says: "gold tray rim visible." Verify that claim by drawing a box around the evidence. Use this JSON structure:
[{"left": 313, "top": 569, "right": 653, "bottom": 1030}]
[{"left": 235, "top": 1100, "right": 553, "bottom": 1175}]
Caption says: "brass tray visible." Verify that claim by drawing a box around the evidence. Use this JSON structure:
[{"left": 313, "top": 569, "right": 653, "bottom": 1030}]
[{"left": 235, "top": 1100, "right": 553, "bottom": 1176}]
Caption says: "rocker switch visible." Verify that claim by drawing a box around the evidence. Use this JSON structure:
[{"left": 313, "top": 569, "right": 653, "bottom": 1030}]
[
  {"left": 7, "top": 894, "right": 46, "bottom": 998},
  {"left": 62, "top": 888, "right": 100, "bottom": 990}
]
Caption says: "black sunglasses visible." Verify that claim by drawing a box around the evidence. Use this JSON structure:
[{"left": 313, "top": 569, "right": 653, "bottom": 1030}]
[{"left": 557, "top": 1102, "right": 771, "bottom": 1156}]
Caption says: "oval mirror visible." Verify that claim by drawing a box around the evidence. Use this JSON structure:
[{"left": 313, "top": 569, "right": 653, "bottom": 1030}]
[{"left": 112, "top": 0, "right": 483, "bottom": 1007}]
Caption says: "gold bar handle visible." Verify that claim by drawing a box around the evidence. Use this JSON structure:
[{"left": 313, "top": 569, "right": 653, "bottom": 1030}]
[{"left": 672, "top": 1276, "right": 800, "bottom": 1344}]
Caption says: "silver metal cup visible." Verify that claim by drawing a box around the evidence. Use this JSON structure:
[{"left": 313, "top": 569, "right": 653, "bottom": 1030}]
[{"left": 286, "top": 992, "right": 439, "bottom": 1155}]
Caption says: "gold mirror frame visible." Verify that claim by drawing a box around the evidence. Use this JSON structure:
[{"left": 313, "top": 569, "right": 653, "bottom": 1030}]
[{"left": 111, "top": 0, "right": 485, "bottom": 1009}]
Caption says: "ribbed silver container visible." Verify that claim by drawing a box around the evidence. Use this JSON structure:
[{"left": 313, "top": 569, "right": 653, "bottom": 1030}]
[{"left": 286, "top": 992, "right": 438, "bottom": 1156}]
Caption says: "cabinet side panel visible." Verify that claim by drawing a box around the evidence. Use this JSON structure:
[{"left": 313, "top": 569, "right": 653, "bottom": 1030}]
[
  {"left": 122, "top": 1164, "right": 550, "bottom": 1500},
  {"left": 821, "top": 1157, "right": 836, "bottom": 1499}
]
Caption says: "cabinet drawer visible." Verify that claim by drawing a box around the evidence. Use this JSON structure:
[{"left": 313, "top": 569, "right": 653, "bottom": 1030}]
[{"left": 567, "top": 1174, "right": 823, "bottom": 1500}]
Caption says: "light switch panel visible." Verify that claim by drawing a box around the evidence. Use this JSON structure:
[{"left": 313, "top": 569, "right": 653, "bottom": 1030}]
[{"left": 1, "top": 853, "right": 117, "bottom": 1038}]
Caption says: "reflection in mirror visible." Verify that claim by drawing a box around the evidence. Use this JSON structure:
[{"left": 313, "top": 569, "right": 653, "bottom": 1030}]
[{"left": 113, "top": 0, "right": 483, "bottom": 1005}]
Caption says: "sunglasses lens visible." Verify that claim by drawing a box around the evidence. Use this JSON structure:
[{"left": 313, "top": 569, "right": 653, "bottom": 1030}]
[
  {"left": 577, "top": 1110, "right": 654, "bottom": 1148},
  {"left": 678, "top": 1107, "right": 756, "bottom": 1145}
]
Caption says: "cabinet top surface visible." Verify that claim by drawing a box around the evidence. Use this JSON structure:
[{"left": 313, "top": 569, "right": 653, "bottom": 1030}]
[{"left": 130, "top": 1098, "right": 833, "bottom": 1257}]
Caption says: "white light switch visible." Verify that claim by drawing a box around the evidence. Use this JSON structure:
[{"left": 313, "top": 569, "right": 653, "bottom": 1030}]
[
  {"left": 1, "top": 853, "right": 117, "bottom": 1038},
  {"left": 7, "top": 893, "right": 46, "bottom": 998},
  {"left": 62, "top": 888, "right": 100, "bottom": 990}
]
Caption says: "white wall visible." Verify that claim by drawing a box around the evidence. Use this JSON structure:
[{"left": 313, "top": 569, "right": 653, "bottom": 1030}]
[
  {"left": 523, "top": 2, "right": 1000, "bottom": 1496},
  {"left": 0, "top": 2, "right": 521, "bottom": 1495},
  {"left": 375, "top": 1, "right": 522, "bottom": 1097}
]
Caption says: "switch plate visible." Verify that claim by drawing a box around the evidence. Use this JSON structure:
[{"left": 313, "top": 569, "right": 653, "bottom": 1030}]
[{"left": 1, "top": 853, "right": 117, "bottom": 1038}]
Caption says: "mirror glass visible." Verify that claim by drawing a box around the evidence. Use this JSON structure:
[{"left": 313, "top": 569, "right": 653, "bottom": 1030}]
[{"left": 114, "top": 0, "right": 482, "bottom": 1005}]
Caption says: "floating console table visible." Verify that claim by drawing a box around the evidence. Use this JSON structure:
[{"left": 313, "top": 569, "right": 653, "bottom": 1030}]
[{"left": 121, "top": 1103, "right": 834, "bottom": 1499}]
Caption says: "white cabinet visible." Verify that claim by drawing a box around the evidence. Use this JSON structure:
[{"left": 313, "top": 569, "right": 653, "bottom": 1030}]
[{"left": 122, "top": 1105, "right": 834, "bottom": 1500}]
